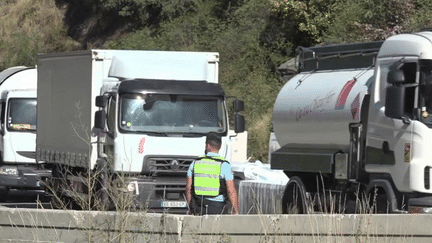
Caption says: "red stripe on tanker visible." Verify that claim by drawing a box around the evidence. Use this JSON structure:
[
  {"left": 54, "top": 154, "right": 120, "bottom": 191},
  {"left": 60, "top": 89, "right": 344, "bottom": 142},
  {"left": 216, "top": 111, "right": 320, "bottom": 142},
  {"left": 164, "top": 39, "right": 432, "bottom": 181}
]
[{"left": 335, "top": 78, "right": 357, "bottom": 109}]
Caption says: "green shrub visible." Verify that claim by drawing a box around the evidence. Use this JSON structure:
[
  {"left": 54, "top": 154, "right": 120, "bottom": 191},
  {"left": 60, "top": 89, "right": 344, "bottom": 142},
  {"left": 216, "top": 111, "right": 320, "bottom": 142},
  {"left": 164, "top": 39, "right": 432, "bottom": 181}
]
[{"left": 0, "top": 0, "right": 79, "bottom": 69}]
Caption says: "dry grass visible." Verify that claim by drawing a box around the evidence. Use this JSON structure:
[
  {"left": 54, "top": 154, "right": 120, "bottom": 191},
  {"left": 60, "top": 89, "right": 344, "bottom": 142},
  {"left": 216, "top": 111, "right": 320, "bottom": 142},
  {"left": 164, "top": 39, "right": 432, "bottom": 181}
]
[
  {"left": 247, "top": 110, "right": 273, "bottom": 162},
  {"left": 2, "top": 177, "right": 417, "bottom": 242},
  {"left": 44, "top": 163, "right": 148, "bottom": 242},
  {"left": 0, "top": 0, "right": 80, "bottom": 69},
  {"left": 39, "top": 104, "right": 149, "bottom": 242}
]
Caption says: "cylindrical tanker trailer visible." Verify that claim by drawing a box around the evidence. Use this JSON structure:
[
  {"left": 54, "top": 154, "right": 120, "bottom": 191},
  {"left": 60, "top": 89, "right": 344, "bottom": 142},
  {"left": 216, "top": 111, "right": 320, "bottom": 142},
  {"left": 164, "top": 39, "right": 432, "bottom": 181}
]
[
  {"left": 271, "top": 30, "right": 432, "bottom": 214},
  {"left": 272, "top": 69, "right": 372, "bottom": 152}
]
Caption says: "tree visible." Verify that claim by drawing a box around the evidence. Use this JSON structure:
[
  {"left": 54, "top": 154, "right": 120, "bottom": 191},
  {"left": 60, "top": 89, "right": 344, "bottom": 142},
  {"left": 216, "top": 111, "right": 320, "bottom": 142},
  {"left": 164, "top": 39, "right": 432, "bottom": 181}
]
[{"left": 269, "top": 0, "right": 336, "bottom": 45}]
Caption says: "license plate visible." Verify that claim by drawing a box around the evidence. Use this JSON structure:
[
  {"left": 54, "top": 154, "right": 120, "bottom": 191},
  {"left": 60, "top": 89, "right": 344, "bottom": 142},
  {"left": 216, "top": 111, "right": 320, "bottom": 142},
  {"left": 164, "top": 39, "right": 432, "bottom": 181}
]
[
  {"left": 162, "top": 201, "right": 187, "bottom": 208},
  {"left": 0, "top": 166, "right": 18, "bottom": 175}
]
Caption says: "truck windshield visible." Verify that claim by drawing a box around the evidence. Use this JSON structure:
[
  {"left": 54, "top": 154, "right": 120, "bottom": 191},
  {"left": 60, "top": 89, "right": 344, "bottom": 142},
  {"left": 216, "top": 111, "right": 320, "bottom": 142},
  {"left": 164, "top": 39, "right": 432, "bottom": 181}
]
[
  {"left": 7, "top": 98, "right": 37, "bottom": 131},
  {"left": 119, "top": 94, "right": 226, "bottom": 135}
]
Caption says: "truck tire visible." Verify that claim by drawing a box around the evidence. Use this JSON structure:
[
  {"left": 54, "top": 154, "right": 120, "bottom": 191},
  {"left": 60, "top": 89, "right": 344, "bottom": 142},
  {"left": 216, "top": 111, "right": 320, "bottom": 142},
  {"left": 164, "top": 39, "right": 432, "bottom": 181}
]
[
  {"left": 369, "top": 189, "right": 389, "bottom": 214},
  {"left": 366, "top": 180, "right": 397, "bottom": 213},
  {"left": 49, "top": 164, "right": 80, "bottom": 210},
  {"left": 95, "top": 158, "right": 109, "bottom": 210},
  {"left": 282, "top": 176, "right": 311, "bottom": 214}
]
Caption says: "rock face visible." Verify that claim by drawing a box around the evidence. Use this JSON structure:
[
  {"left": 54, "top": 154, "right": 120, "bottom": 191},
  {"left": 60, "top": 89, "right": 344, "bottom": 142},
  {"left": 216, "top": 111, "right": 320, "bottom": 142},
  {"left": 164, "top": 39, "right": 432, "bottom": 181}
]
[
  {"left": 57, "top": 0, "right": 132, "bottom": 49},
  {"left": 277, "top": 57, "right": 297, "bottom": 83}
]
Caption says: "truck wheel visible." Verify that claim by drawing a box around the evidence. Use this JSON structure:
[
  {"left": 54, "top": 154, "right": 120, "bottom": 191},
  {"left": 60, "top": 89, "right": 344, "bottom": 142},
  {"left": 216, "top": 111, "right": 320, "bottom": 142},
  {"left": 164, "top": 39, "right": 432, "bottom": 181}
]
[
  {"left": 49, "top": 165, "right": 79, "bottom": 210},
  {"left": 369, "top": 190, "right": 389, "bottom": 214},
  {"left": 95, "top": 158, "right": 109, "bottom": 210},
  {"left": 48, "top": 164, "right": 64, "bottom": 209},
  {"left": 282, "top": 176, "right": 310, "bottom": 214}
]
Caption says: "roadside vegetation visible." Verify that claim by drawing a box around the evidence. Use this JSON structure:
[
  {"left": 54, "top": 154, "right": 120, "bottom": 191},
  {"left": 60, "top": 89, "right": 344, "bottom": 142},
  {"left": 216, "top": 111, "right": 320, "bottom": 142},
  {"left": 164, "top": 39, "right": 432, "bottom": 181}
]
[
  {"left": 0, "top": 0, "right": 79, "bottom": 69},
  {"left": 1, "top": 0, "right": 432, "bottom": 161}
]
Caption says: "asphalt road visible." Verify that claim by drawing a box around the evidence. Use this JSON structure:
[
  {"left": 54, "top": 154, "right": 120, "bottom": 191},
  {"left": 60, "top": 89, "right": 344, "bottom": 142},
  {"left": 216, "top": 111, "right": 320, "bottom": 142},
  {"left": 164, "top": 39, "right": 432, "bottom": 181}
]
[{"left": 0, "top": 189, "right": 53, "bottom": 209}]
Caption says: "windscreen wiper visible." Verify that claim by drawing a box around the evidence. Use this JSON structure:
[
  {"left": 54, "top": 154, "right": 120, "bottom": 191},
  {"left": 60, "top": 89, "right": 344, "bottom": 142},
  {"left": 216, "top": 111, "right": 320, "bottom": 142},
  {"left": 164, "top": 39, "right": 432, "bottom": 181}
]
[
  {"left": 144, "top": 131, "right": 168, "bottom": 137},
  {"left": 181, "top": 133, "right": 206, "bottom": 137}
]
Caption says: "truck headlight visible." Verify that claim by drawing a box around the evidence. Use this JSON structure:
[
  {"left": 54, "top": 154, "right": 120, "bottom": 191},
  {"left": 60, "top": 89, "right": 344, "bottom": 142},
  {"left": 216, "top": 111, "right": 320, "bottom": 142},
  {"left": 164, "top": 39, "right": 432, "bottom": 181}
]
[
  {"left": 0, "top": 166, "right": 18, "bottom": 175},
  {"left": 126, "top": 181, "right": 139, "bottom": 195},
  {"left": 409, "top": 206, "right": 432, "bottom": 214}
]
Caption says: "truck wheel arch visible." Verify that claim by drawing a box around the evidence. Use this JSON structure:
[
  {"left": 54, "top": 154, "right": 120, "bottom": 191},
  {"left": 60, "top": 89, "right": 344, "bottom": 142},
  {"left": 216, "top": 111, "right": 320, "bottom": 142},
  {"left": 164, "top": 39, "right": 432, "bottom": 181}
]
[{"left": 365, "top": 179, "right": 398, "bottom": 213}]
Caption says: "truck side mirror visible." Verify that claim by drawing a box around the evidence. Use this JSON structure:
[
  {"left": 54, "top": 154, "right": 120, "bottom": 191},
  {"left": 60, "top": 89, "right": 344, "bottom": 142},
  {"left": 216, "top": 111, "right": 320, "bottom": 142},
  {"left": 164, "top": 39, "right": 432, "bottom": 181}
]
[
  {"left": 94, "top": 110, "right": 106, "bottom": 129},
  {"left": 387, "top": 69, "right": 405, "bottom": 84},
  {"left": 233, "top": 99, "right": 244, "bottom": 112},
  {"left": 234, "top": 114, "right": 245, "bottom": 133},
  {"left": 96, "top": 95, "right": 107, "bottom": 108},
  {"left": 385, "top": 86, "right": 405, "bottom": 119}
]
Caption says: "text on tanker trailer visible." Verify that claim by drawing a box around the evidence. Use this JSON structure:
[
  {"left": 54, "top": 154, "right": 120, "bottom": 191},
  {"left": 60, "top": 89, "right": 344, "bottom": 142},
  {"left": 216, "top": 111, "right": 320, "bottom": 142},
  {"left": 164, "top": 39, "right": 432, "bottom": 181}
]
[
  {"left": 271, "top": 30, "right": 432, "bottom": 214},
  {"left": 37, "top": 50, "right": 246, "bottom": 212}
]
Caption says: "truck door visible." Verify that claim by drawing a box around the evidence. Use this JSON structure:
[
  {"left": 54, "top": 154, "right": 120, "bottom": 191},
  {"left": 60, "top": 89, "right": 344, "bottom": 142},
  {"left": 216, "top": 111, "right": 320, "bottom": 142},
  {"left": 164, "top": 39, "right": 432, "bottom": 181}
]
[{"left": 366, "top": 57, "right": 418, "bottom": 192}]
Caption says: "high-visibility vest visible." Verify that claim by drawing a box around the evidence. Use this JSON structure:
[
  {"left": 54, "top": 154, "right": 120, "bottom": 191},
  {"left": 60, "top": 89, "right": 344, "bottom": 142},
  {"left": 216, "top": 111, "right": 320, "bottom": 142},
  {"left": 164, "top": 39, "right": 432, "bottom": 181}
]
[{"left": 193, "top": 156, "right": 228, "bottom": 197}]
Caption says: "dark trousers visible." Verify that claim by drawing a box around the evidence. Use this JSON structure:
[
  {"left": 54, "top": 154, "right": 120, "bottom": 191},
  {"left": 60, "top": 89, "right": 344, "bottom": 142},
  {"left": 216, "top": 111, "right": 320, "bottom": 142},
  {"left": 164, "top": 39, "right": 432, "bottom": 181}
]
[{"left": 192, "top": 197, "right": 228, "bottom": 215}]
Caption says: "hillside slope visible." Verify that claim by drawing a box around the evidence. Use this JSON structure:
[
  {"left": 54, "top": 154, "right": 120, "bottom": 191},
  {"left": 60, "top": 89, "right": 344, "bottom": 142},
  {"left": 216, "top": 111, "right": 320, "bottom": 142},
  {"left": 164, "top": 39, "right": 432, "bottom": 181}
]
[{"left": 2, "top": 0, "right": 432, "bottom": 161}]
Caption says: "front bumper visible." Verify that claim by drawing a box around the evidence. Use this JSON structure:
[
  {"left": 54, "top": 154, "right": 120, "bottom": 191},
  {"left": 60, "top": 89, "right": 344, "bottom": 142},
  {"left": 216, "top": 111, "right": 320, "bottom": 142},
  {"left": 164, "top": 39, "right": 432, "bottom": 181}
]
[
  {"left": 125, "top": 177, "right": 189, "bottom": 213},
  {"left": 0, "top": 165, "right": 51, "bottom": 190},
  {"left": 408, "top": 196, "right": 432, "bottom": 213}
]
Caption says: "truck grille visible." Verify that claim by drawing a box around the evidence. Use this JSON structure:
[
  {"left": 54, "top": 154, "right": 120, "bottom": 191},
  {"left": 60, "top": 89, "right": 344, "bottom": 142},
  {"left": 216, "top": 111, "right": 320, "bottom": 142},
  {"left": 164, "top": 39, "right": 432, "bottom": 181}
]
[
  {"left": 155, "top": 183, "right": 185, "bottom": 192},
  {"left": 153, "top": 179, "right": 187, "bottom": 200},
  {"left": 144, "top": 156, "right": 197, "bottom": 174}
]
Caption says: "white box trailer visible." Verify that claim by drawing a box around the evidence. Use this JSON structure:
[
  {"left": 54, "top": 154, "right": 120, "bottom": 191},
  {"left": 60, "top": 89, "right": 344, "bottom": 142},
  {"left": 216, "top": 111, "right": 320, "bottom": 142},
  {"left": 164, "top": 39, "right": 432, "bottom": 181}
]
[{"left": 37, "top": 50, "right": 247, "bottom": 212}]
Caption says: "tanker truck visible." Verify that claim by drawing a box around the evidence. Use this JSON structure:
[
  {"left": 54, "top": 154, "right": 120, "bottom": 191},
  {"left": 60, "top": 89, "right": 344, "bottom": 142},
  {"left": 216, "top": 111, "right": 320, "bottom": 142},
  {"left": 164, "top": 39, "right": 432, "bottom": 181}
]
[
  {"left": 37, "top": 50, "right": 246, "bottom": 212},
  {"left": 0, "top": 67, "right": 50, "bottom": 196},
  {"left": 271, "top": 30, "right": 432, "bottom": 214}
]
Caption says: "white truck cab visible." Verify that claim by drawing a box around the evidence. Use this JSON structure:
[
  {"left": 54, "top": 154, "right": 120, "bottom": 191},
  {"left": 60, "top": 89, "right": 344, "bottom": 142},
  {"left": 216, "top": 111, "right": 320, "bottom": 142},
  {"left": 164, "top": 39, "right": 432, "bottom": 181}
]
[
  {"left": 0, "top": 67, "right": 50, "bottom": 193},
  {"left": 37, "top": 50, "right": 247, "bottom": 212}
]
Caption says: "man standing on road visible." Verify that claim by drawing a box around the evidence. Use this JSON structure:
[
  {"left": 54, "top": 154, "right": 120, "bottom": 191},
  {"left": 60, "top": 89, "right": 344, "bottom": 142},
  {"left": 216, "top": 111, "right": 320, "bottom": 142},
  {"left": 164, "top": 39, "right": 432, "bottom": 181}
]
[{"left": 185, "top": 132, "right": 239, "bottom": 215}]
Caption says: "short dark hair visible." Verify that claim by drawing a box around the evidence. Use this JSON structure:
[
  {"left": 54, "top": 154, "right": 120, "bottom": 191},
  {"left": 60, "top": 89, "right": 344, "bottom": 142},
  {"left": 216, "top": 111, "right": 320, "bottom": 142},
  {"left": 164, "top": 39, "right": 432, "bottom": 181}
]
[{"left": 206, "top": 132, "right": 221, "bottom": 148}]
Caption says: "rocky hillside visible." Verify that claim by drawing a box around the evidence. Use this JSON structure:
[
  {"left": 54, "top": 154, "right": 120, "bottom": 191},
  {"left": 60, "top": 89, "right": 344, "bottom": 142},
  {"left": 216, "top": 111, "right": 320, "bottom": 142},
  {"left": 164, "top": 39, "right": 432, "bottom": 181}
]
[{"left": 1, "top": 0, "right": 432, "bottom": 161}]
